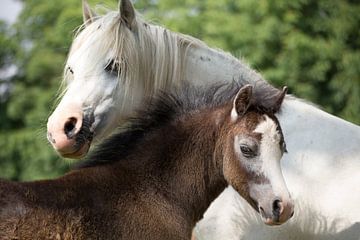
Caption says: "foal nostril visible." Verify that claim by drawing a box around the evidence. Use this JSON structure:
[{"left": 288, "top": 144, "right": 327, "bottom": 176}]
[
  {"left": 259, "top": 206, "right": 265, "bottom": 217},
  {"left": 64, "top": 117, "right": 78, "bottom": 139},
  {"left": 272, "top": 199, "right": 283, "bottom": 217}
]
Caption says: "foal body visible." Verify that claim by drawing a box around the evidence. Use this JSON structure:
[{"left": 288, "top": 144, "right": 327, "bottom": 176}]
[
  {"left": 1, "top": 84, "right": 292, "bottom": 239},
  {"left": 0, "top": 157, "right": 213, "bottom": 239}
]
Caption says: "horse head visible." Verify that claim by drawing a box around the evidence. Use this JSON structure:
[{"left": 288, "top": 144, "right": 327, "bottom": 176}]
[{"left": 47, "top": 0, "right": 142, "bottom": 158}]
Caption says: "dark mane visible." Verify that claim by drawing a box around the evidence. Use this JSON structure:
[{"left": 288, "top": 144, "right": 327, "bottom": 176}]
[{"left": 77, "top": 80, "right": 282, "bottom": 169}]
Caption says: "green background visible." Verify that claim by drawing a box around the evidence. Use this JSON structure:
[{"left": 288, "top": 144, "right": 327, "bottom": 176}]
[{"left": 0, "top": 0, "right": 359, "bottom": 180}]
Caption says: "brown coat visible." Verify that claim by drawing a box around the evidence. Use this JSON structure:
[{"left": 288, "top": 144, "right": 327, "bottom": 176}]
[{"left": 0, "top": 83, "right": 286, "bottom": 239}]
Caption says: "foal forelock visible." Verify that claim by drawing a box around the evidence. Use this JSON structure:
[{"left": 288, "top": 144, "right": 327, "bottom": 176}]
[{"left": 254, "top": 115, "right": 282, "bottom": 150}]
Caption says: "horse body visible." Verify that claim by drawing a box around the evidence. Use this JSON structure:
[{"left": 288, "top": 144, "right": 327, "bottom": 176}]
[
  {"left": 278, "top": 98, "right": 360, "bottom": 223},
  {"left": 2, "top": 84, "right": 292, "bottom": 239},
  {"left": 45, "top": 1, "right": 360, "bottom": 238}
]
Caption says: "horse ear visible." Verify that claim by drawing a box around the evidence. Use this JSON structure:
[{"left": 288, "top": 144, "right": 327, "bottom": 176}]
[
  {"left": 274, "top": 86, "right": 288, "bottom": 112},
  {"left": 83, "top": 0, "right": 96, "bottom": 26},
  {"left": 231, "top": 85, "right": 253, "bottom": 122},
  {"left": 119, "top": 0, "right": 136, "bottom": 29}
]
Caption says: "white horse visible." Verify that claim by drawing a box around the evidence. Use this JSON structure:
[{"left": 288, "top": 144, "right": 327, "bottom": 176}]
[{"left": 46, "top": 1, "right": 360, "bottom": 239}]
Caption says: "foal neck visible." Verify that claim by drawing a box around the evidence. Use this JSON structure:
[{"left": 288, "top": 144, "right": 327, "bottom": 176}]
[{"left": 113, "top": 107, "right": 228, "bottom": 224}]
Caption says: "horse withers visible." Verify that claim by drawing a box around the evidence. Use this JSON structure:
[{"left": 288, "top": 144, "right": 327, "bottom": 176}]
[{"left": 1, "top": 83, "right": 292, "bottom": 239}]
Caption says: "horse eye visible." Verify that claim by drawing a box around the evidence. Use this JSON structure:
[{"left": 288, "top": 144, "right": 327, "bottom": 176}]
[
  {"left": 105, "top": 59, "right": 120, "bottom": 74},
  {"left": 240, "top": 145, "right": 256, "bottom": 158}
]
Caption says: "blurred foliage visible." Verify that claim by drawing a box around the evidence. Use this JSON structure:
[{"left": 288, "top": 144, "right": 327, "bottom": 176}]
[{"left": 0, "top": 0, "right": 359, "bottom": 180}]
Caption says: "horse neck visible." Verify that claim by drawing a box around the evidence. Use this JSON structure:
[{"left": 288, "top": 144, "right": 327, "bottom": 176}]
[
  {"left": 140, "top": 26, "right": 268, "bottom": 93},
  {"left": 183, "top": 43, "right": 265, "bottom": 86},
  {"left": 114, "top": 109, "right": 228, "bottom": 223}
]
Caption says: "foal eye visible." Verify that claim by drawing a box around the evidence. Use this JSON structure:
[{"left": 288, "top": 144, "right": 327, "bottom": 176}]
[
  {"left": 240, "top": 145, "right": 256, "bottom": 158},
  {"left": 105, "top": 59, "right": 120, "bottom": 74}
]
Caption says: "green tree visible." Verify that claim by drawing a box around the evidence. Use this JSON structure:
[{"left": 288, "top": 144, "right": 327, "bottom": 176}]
[{"left": 0, "top": 0, "right": 84, "bottom": 180}]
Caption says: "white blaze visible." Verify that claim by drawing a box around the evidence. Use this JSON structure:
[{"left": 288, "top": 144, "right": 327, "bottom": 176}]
[{"left": 254, "top": 115, "right": 290, "bottom": 200}]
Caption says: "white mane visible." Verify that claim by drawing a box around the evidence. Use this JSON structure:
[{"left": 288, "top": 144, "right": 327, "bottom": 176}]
[{"left": 70, "top": 10, "right": 208, "bottom": 97}]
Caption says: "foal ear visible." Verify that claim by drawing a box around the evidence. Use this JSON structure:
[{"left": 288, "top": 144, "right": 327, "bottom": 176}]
[
  {"left": 231, "top": 85, "right": 253, "bottom": 122},
  {"left": 119, "top": 0, "right": 136, "bottom": 29},
  {"left": 274, "top": 86, "right": 288, "bottom": 112},
  {"left": 82, "top": 0, "right": 97, "bottom": 26}
]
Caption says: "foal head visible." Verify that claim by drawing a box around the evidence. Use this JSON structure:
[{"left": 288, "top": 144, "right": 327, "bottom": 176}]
[{"left": 221, "top": 85, "right": 294, "bottom": 225}]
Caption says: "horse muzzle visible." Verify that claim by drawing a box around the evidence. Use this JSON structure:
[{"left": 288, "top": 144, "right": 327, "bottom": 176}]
[{"left": 47, "top": 104, "right": 94, "bottom": 159}]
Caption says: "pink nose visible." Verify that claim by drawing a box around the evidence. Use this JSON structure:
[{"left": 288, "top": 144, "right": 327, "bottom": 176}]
[
  {"left": 47, "top": 104, "right": 88, "bottom": 158},
  {"left": 260, "top": 197, "right": 294, "bottom": 225}
]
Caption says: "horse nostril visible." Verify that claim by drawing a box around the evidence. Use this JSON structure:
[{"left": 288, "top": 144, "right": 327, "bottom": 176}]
[
  {"left": 290, "top": 210, "right": 295, "bottom": 218},
  {"left": 272, "top": 199, "right": 282, "bottom": 217},
  {"left": 64, "top": 117, "right": 78, "bottom": 139}
]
